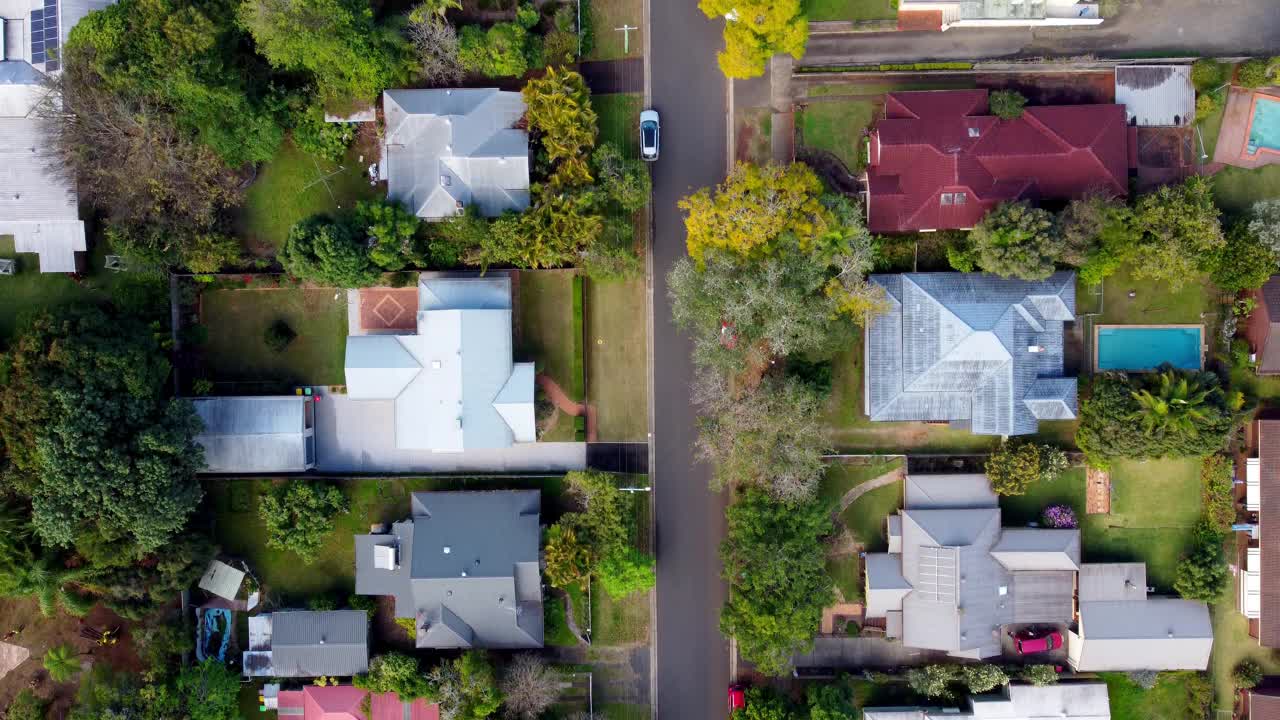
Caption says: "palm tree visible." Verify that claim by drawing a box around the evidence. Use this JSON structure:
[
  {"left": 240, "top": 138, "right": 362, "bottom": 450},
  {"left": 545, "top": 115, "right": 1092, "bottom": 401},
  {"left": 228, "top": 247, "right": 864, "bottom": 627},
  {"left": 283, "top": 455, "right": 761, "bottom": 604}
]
[
  {"left": 1130, "top": 370, "right": 1214, "bottom": 437},
  {"left": 43, "top": 645, "right": 81, "bottom": 683},
  {"left": 0, "top": 549, "right": 95, "bottom": 617}
]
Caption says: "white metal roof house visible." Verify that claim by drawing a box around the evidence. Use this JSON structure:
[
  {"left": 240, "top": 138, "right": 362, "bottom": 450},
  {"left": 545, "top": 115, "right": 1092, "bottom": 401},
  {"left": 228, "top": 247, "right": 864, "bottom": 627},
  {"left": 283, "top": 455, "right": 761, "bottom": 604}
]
[
  {"left": 243, "top": 610, "right": 369, "bottom": 678},
  {"left": 896, "top": 0, "right": 1102, "bottom": 30},
  {"left": 864, "top": 682, "right": 1112, "bottom": 720},
  {"left": 865, "top": 272, "right": 1078, "bottom": 436},
  {"left": 353, "top": 490, "right": 543, "bottom": 649},
  {"left": 343, "top": 274, "right": 535, "bottom": 453},
  {"left": 192, "top": 396, "right": 316, "bottom": 473},
  {"left": 381, "top": 88, "right": 529, "bottom": 221},
  {"left": 1114, "top": 65, "right": 1196, "bottom": 127},
  {"left": 0, "top": 0, "right": 106, "bottom": 272},
  {"left": 866, "top": 472, "right": 1213, "bottom": 669}
]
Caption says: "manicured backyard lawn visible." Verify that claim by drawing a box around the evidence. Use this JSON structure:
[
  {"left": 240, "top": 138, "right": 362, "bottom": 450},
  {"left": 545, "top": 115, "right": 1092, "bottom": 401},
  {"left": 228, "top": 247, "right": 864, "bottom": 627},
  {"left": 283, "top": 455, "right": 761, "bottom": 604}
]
[
  {"left": 1001, "top": 458, "right": 1202, "bottom": 591},
  {"left": 1211, "top": 164, "right": 1280, "bottom": 219},
  {"left": 585, "top": 277, "right": 648, "bottom": 441},
  {"left": 799, "top": 100, "right": 876, "bottom": 171},
  {"left": 1102, "top": 671, "right": 1212, "bottom": 720},
  {"left": 819, "top": 458, "right": 905, "bottom": 601},
  {"left": 515, "top": 271, "right": 580, "bottom": 441},
  {"left": 199, "top": 287, "right": 349, "bottom": 389},
  {"left": 592, "top": 93, "right": 642, "bottom": 155},
  {"left": 839, "top": 481, "right": 903, "bottom": 553},
  {"left": 205, "top": 475, "right": 568, "bottom": 600},
  {"left": 801, "top": 0, "right": 898, "bottom": 21},
  {"left": 1095, "top": 263, "right": 1216, "bottom": 327},
  {"left": 238, "top": 140, "right": 378, "bottom": 255},
  {"left": 818, "top": 457, "right": 902, "bottom": 511},
  {"left": 826, "top": 555, "right": 863, "bottom": 603},
  {"left": 1210, "top": 588, "right": 1280, "bottom": 713}
]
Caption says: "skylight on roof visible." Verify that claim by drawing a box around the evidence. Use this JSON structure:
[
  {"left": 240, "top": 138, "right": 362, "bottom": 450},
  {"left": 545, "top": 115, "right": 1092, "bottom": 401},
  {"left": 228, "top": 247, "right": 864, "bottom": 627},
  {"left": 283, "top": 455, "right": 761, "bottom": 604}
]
[{"left": 968, "top": 127, "right": 980, "bottom": 138}]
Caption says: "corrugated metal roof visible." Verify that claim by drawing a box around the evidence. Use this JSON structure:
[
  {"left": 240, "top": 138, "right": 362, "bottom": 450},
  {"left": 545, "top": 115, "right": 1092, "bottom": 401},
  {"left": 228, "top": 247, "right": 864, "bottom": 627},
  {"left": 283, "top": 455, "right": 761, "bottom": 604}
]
[
  {"left": 1072, "top": 600, "right": 1212, "bottom": 671},
  {"left": 1078, "top": 562, "right": 1147, "bottom": 602},
  {"left": 267, "top": 611, "right": 369, "bottom": 678},
  {"left": 1115, "top": 65, "right": 1195, "bottom": 127},
  {"left": 866, "top": 682, "right": 1112, "bottom": 720},
  {"left": 383, "top": 89, "right": 529, "bottom": 220},
  {"left": 193, "top": 396, "right": 313, "bottom": 473}
]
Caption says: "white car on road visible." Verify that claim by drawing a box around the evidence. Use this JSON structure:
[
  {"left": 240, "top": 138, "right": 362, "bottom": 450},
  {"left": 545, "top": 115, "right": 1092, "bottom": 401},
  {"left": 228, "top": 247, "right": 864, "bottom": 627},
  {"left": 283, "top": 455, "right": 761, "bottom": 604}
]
[{"left": 640, "top": 109, "right": 660, "bottom": 161}]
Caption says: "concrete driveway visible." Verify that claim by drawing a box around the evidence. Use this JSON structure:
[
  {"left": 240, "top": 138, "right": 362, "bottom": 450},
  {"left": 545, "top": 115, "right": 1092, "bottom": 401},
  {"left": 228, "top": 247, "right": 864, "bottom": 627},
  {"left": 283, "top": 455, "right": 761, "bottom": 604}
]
[
  {"left": 803, "top": 0, "right": 1280, "bottom": 66},
  {"left": 311, "top": 391, "right": 586, "bottom": 474}
]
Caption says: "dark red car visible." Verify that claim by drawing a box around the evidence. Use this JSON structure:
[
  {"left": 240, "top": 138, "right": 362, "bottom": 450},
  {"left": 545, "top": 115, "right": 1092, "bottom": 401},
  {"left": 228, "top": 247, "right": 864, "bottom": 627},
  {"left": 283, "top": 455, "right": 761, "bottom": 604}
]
[
  {"left": 1013, "top": 629, "right": 1063, "bottom": 655},
  {"left": 728, "top": 684, "right": 746, "bottom": 713}
]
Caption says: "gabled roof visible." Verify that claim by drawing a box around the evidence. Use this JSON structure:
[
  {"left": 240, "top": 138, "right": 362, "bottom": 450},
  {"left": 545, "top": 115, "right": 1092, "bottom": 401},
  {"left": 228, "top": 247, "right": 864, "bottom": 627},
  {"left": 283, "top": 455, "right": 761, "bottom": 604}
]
[
  {"left": 344, "top": 275, "right": 535, "bottom": 452},
  {"left": 244, "top": 611, "right": 369, "bottom": 678},
  {"left": 277, "top": 686, "right": 439, "bottom": 720},
  {"left": 382, "top": 89, "right": 529, "bottom": 220},
  {"left": 1071, "top": 600, "right": 1212, "bottom": 671},
  {"left": 867, "top": 90, "right": 1129, "bottom": 233},
  {"left": 193, "top": 396, "right": 314, "bottom": 473},
  {"left": 865, "top": 272, "right": 1078, "bottom": 436},
  {"left": 355, "top": 491, "right": 544, "bottom": 649},
  {"left": 991, "top": 529, "right": 1081, "bottom": 571},
  {"left": 1115, "top": 65, "right": 1195, "bottom": 127}
]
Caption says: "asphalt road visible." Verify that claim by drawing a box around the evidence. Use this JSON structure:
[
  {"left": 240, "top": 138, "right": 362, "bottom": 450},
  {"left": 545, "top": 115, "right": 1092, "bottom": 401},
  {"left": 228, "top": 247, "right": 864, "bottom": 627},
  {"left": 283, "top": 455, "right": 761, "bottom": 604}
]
[
  {"left": 804, "top": 0, "right": 1280, "bottom": 65},
  {"left": 649, "top": 0, "right": 731, "bottom": 718}
]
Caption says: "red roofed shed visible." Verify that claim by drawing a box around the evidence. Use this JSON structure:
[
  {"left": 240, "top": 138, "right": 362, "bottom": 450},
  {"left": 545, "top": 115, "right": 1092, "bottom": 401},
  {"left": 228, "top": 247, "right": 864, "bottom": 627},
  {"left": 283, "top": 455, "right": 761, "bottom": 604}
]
[
  {"left": 279, "top": 686, "right": 439, "bottom": 720},
  {"left": 866, "top": 90, "right": 1131, "bottom": 234}
]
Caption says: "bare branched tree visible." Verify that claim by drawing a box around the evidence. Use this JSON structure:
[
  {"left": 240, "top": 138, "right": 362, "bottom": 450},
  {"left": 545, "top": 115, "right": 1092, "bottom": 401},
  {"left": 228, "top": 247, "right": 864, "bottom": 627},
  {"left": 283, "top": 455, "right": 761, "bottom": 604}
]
[
  {"left": 500, "top": 654, "right": 561, "bottom": 720},
  {"left": 35, "top": 54, "right": 241, "bottom": 236},
  {"left": 408, "top": 17, "right": 463, "bottom": 87}
]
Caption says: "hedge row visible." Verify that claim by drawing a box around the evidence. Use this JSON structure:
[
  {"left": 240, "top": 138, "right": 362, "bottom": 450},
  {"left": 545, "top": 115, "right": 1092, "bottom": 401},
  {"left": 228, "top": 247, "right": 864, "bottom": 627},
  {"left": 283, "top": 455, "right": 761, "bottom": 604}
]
[{"left": 797, "top": 61, "right": 974, "bottom": 74}]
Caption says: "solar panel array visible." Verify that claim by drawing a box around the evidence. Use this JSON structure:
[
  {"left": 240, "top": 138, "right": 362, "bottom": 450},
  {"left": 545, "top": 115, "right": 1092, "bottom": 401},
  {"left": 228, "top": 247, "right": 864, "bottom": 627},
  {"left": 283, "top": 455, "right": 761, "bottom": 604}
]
[
  {"left": 30, "top": 0, "right": 59, "bottom": 70},
  {"left": 916, "top": 545, "right": 959, "bottom": 605}
]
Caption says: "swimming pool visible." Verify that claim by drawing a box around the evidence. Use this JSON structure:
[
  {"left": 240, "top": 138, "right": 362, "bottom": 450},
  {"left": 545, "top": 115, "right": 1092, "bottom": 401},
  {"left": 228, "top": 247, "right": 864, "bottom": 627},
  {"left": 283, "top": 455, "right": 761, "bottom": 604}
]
[
  {"left": 1248, "top": 95, "right": 1280, "bottom": 155},
  {"left": 1095, "top": 325, "right": 1203, "bottom": 371}
]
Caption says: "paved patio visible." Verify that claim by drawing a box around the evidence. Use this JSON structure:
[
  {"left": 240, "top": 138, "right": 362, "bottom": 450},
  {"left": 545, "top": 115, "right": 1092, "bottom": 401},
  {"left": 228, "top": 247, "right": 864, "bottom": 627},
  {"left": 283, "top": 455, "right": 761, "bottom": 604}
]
[
  {"left": 312, "top": 389, "right": 586, "bottom": 474},
  {"left": 1213, "top": 86, "right": 1280, "bottom": 169}
]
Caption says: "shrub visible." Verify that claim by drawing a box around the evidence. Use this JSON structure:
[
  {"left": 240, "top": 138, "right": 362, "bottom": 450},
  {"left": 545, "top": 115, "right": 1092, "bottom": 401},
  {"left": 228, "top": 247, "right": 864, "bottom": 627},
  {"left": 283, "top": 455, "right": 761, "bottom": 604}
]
[
  {"left": 281, "top": 215, "right": 382, "bottom": 288},
  {"left": 1191, "top": 58, "right": 1226, "bottom": 91},
  {"left": 457, "top": 23, "right": 530, "bottom": 77},
  {"left": 597, "top": 547, "right": 656, "bottom": 599},
  {"left": 1239, "top": 58, "right": 1272, "bottom": 88},
  {"left": 1174, "top": 522, "right": 1230, "bottom": 601},
  {"left": 515, "top": 2, "right": 539, "bottom": 28},
  {"left": 989, "top": 90, "right": 1027, "bottom": 119},
  {"left": 307, "top": 595, "right": 337, "bottom": 611},
  {"left": 963, "top": 664, "right": 1008, "bottom": 694},
  {"left": 1201, "top": 454, "right": 1236, "bottom": 531},
  {"left": 293, "top": 105, "right": 355, "bottom": 162},
  {"left": 985, "top": 441, "right": 1042, "bottom": 496},
  {"left": 1041, "top": 504, "right": 1078, "bottom": 529},
  {"left": 1020, "top": 665, "right": 1058, "bottom": 686},
  {"left": 347, "top": 594, "right": 377, "bottom": 619},
  {"left": 1235, "top": 659, "right": 1264, "bottom": 689},
  {"left": 1126, "top": 669, "right": 1158, "bottom": 690},
  {"left": 258, "top": 481, "right": 349, "bottom": 563},
  {"left": 1196, "top": 92, "right": 1220, "bottom": 122},
  {"left": 394, "top": 616, "right": 417, "bottom": 640},
  {"left": 906, "top": 665, "right": 961, "bottom": 698},
  {"left": 264, "top": 319, "right": 297, "bottom": 353}
]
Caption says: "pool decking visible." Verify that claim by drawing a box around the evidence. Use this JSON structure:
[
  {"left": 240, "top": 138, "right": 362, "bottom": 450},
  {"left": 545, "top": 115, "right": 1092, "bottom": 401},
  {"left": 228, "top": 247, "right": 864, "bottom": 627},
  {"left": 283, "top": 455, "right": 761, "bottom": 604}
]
[
  {"left": 1092, "top": 323, "right": 1206, "bottom": 372},
  {"left": 1212, "top": 86, "right": 1280, "bottom": 170}
]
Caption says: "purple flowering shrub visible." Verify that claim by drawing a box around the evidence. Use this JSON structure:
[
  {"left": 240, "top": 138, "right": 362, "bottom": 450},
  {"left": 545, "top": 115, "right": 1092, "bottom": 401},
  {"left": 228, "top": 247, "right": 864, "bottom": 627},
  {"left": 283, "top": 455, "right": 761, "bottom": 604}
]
[{"left": 1041, "top": 504, "right": 1078, "bottom": 529}]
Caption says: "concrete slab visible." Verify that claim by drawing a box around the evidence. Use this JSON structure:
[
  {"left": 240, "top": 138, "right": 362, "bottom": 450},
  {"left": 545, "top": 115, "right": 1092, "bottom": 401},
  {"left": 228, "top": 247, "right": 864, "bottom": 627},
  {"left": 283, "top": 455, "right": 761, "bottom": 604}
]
[
  {"left": 313, "top": 389, "right": 586, "bottom": 474},
  {"left": 0, "top": 641, "right": 30, "bottom": 680}
]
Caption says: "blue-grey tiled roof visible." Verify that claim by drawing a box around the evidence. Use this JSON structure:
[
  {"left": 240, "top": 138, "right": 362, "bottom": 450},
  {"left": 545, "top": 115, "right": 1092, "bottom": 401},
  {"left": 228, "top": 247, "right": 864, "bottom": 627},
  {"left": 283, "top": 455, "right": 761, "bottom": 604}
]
[{"left": 865, "top": 272, "right": 1078, "bottom": 436}]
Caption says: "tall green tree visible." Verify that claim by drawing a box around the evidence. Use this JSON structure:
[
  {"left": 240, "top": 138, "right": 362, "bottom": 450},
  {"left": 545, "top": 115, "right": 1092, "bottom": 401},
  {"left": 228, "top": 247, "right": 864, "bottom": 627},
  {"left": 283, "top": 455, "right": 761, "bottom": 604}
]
[
  {"left": 0, "top": 548, "right": 95, "bottom": 617},
  {"left": 522, "top": 68, "right": 599, "bottom": 188},
  {"left": 258, "top": 481, "right": 349, "bottom": 563},
  {"left": 282, "top": 215, "right": 383, "bottom": 287},
  {"left": 355, "top": 653, "right": 434, "bottom": 701},
  {"left": 429, "top": 651, "right": 503, "bottom": 720},
  {"left": 679, "top": 163, "right": 829, "bottom": 263},
  {"left": 0, "top": 307, "right": 204, "bottom": 556},
  {"left": 1130, "top": 369, "right": 1215, "bottom": 438},
  {"left": 1174, "top": 522, "right": 1230, "bottom": 602},
  {"left": 238, "top": 0, "right": 408, "bottom": 106},
  {"left": 1130, "top": 176, "right": 1225, "bottom": 289},
  {"left": 968, "top": 201, "right": 1060, "bottom": 280},
  {"left": 357, "top": 199, "right": 423, "bottom": 271},
  {"left": 174, "top": 660, "right": 242, "bottom": 720},
  {"left": 720, "top": 488, "right": 833, "bottom": 676},
  {"left": 1208, "top": 226, "right": 1276, "bottom": 292}
]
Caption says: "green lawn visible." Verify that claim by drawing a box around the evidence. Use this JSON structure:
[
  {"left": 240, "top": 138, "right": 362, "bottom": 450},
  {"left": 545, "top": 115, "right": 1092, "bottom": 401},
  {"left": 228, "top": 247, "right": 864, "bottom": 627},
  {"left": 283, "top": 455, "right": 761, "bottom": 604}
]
[
  {"left": 585, "top": 0, "right": 643, "bottom": 61},
  {"left": 205, "top": 475, "right": 568, "bottom": 600},
  {"left": 0, "top": 239, "right": 135, "bottom": 346},
  {"left": 585, "top": 277, "right": 648, "bottom": 441},
  {"left": 545, "top": 593, "right": 579, "bottom": 647},
  {"left": 592, "top": 93, "right": 642, "bottom": 156},
  {"left": 1197, "top": 97, "right": 1226, "bottom": 160},
  {"left": 1211, "top": 164, "right": 1280, "bottom": 219},
  {"left": 839, "top": 480, "right": 903, "bottom": 552},
  {"left": 1102, "top": 671, "right": 1212, "bottom": 720},
  {"left": 801, "top": 0, "right": 898, "bottom": 21},
  {"left": 825, "top": 555, "right": 863, "bottom": 603},
  {"left": 1001, "top": 458, "right": 1202, "bottom": 591},
  {"left": 817, "top": 457, "right": 902, "bottom": 511},
  {"left": 591, "top": 576, "right": 650, "bottom": 645},
  {"left": 515, "top": 271, "right": 580, "bottom": 441},
  {"left": 1096, "top": 263, "right": 1216, "bottom": 327},
  {"left": 238, "top": 140, "right": 378, "bottom": 255},
  {"left": 798, "top": 100, "right": 876, "bottom": 171},
  {"left": 198, "top": 287, "right": 349, "bottom": 389},
  {"left": 1210, "top": 585, "right": 1280, "bottom": 713}
]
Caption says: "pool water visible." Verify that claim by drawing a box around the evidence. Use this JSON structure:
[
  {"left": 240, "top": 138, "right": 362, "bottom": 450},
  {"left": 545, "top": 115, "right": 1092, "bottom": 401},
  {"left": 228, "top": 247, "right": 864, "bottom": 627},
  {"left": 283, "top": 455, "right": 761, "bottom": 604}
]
[
  {"left": 1096, "top": 327, "right": 1201, "bottom": 371},
  {"left": 1249, "top": 96, "right": 1280, "bottom": 154}
]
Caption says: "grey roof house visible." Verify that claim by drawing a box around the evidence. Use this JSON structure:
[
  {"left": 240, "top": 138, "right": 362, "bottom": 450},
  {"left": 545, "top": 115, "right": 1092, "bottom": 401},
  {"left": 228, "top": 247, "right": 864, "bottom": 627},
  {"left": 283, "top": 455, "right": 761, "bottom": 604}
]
[
  {"left": 192, "top": 396, "right": 316, "bottom": 473},
  {"left": 243, "top": 610, "right": 369, "bottom": 678},
  {"left": 865, "top": 272, "right": 1078, "bottom": 436},
  {"left": 344, "top": 274, "right": 535, "bottom": 452},
  {"left": 866, "top": 472, "right": 1213, "bottom": 669},
  {"left": 0, "top": 0, "right": 109, "bottom": 272},
  {"left": 381, "top": 88, "right": 529, "bottom": 221},
  {"left": 354, "top": 490, "right": 543, "bottom": 649},
  {"left": 863, "top": 682, "right": 1111, "bottom": 720}
]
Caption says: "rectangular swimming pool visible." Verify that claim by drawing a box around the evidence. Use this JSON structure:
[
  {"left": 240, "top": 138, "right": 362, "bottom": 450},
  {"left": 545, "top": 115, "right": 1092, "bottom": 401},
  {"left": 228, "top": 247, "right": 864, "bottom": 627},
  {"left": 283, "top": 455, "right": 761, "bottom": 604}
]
[
  {"left": 1095, "top": 325, "right": 1203, "bottom": 371},
  {"left": 1249, "top": 94, "right": 1280, "bottom": 155}
]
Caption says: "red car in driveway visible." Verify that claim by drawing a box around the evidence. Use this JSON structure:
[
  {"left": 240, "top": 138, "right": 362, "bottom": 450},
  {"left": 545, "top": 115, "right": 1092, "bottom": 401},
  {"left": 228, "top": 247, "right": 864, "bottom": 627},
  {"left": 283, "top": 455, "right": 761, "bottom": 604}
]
[
  {"left": 728, "top": 684, "right": 746, "bottom": 713},
  {"left": 1013, "top": 629, "right": 1063, "bottom": 655}
]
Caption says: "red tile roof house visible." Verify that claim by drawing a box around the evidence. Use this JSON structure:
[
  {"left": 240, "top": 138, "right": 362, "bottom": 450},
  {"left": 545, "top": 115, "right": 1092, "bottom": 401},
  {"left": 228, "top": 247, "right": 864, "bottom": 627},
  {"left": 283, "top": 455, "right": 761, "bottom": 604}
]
[
  {"left": 865, "top": 90, "right": 1132, "bottom": 234},
  {"left": 277, "top": 685, "right": 438, "bottom": 720}
]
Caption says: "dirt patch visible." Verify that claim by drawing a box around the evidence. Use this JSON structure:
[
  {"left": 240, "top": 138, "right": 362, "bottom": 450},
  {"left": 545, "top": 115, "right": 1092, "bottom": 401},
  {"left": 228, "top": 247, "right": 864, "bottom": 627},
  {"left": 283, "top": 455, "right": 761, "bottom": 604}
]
[
  {"left": 797, "top": 148, "right": 861, "bottom": 196},
  {"left": 975, "top": 72, "right": 1115, "bottom": 106},
  {"left": 734, "top": 108, "right": 772, "bottom": 165},
  {"left": 1135, "top": 126, "right": 1195, "bottom": 191},
  {"left": 371, "top": 596, "right": 414, "bottom": 652},
  {"left": 1087, "top": 467, "right": 1112, "bottom": 515}
]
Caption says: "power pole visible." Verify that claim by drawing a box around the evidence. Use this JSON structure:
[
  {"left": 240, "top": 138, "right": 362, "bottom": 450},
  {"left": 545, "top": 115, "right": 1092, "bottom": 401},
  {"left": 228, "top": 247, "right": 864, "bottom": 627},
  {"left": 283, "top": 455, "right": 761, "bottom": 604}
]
[{"left": 615, "top": 24, "right": 637, "bottom": 55}]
